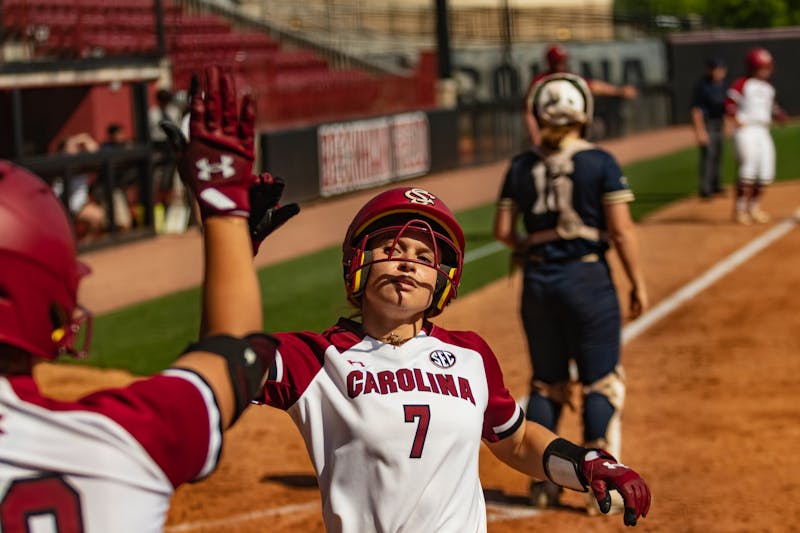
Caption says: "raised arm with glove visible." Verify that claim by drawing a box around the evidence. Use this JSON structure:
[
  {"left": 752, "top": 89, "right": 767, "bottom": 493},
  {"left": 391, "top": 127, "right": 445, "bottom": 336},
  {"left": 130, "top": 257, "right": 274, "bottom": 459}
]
[
  {"left": 160, "top": 70, "right": 299, "bottom": 255},
  {"left": 163, "top": 65, "right": 288, "bottom": 428}
]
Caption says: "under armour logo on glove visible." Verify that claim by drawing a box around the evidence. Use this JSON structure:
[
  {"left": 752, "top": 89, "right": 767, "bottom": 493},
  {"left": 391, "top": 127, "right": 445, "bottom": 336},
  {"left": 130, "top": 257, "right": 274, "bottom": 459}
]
[
  {"left": 196, "top": 156, "right": 236, "bottom": 181},
  {"left": 582, "top": 449, "right": 651, "bottom": 526},
  {"left": 161, "top": 65, "right": 257, "bottom": 219}
]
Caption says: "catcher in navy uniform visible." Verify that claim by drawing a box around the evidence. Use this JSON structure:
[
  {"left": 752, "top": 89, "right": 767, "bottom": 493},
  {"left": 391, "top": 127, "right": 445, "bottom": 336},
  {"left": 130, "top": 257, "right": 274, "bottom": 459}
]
[{"left": 494, "top": 73, "right": 649, "bottom": 514}]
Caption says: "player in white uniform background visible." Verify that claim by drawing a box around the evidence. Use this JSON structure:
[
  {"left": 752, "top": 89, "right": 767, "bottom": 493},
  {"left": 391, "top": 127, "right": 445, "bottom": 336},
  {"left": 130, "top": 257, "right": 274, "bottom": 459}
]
[
  {"left": 256, "top": 186, "right": 651, "bottom": 531},
  {"left": 726, "top": 47, "right": 788, "bottom": 225},
  {"left": 0, "top": 66, "right": 287, "bottom": 532}
]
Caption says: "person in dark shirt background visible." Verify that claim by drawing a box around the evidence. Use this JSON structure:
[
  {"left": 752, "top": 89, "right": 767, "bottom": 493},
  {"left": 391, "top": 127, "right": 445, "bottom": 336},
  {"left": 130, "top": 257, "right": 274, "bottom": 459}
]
[{"left": 690, "top": 57, "right": 728, "bottom": 199}]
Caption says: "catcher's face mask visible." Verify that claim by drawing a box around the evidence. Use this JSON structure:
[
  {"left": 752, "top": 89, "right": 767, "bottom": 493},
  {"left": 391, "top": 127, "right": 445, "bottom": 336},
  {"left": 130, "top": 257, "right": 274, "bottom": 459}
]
[{"left": 342, "top": 187, "right": 465, "bottom": 317}]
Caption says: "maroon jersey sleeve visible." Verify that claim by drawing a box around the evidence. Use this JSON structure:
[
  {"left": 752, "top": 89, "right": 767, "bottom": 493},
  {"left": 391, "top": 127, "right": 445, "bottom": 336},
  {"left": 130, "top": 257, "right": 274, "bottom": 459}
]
[
  {"left": 258, "top": 331, "right": 327, "bottom": 410},
  {"left": 726, "top": 77, "right": 747, "bottom": 116},
  {"left": 77, "top": 370, "right": 221, "bottom": 488},
  {"left": 472, "top": 334, "right": 524, "bottom": 443},
  {"left": 259, "top": 321, "right": 363, "bottom": 410}
]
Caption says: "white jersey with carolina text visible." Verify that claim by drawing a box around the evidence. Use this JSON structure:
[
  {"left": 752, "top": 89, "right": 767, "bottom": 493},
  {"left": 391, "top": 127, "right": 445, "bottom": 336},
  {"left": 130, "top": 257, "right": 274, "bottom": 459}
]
[
  {"left": 0, "top": 369, "right": 222, "bottom": 532},
  {"left": 259, "top": 318, "right": 524, "bottom": 533},
  {"left": 726, "top": 76, "right": 775, "bottom": 127}
]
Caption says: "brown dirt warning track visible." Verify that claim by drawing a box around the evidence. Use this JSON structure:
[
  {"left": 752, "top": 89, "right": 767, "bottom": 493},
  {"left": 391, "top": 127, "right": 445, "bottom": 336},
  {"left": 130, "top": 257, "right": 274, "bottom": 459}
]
[{"left": 35, "top": 125, "right": 800, "bottom": 532}]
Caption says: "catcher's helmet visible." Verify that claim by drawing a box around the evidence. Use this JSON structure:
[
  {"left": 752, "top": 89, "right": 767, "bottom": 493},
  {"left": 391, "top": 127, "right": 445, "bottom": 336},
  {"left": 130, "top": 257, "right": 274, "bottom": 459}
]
[
  {"left": 745, "top": 47, "right": 773, "bottom": 73},
  {"left": 545, "top": 45, "right": 569, "bottom": 70},
  {"left": 342, "top": 187, "right": 465, "bottom": 317},
  {"left": 0, "top": 160, "right": 91, "bottom": 360},
  {"left": 529, "top": 73, "right": 593, "bottom": 127}
]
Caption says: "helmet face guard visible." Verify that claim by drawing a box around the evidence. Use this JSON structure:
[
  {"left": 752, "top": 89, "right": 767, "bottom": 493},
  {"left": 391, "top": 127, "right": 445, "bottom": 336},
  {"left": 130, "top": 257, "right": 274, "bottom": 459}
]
[
  {"left": 346, "top": 219, "right": 462, "bottom": 315},
  {"left": 51, "top": 303, "right": 93, "bottom": 358},
  {"left": 342, "top": 187, "right": 465, "bottom": 317}
]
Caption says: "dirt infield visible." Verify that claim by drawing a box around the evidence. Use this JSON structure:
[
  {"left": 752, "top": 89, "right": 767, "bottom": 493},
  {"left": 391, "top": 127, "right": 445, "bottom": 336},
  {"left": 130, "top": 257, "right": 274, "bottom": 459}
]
[{"left": 36, "top": 125, "right": 800, "bottom": 532}]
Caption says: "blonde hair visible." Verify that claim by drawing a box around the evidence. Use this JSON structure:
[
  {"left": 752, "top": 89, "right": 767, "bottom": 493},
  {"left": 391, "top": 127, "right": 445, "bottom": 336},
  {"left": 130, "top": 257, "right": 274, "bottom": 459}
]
[{"left": 540, "top": 123, "right": 582, "bottom": 150}]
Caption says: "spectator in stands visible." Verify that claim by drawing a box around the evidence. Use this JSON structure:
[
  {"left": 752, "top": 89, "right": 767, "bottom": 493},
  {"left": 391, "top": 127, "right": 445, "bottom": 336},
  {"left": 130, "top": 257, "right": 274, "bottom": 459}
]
[
  {"left": 99, "top": 123, "right": 136, "bottom": 231},
  {"left": 524, "top": 44, "right": 638, "bottom": 146},
  {"left": 100, "top": 123, "right": 131, "bottom": 150},
  {"left": 52, "top": 132, "right": 106, "bottom": 244},
  {"left": 149, "top": 88, "right": 184, "bottom": 209}
]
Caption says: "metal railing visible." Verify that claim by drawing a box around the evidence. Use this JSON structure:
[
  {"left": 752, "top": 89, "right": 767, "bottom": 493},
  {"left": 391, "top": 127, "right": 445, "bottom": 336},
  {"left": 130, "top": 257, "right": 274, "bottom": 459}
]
[
  {"left": 16, "top": 146, "right": 158, "bottom": 251},
  {"left": 174, "top": 0, "right": 412, "bottom": 75}
]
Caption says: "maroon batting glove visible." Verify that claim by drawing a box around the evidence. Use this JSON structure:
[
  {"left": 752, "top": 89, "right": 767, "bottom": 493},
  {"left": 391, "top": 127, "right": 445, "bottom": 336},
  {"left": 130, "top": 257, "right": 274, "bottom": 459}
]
[
  {"left": 582, "top": 449, "right": 651, "bottom": 526},
  {"left": 179, "top": 66, "right": 256, "bottom": 219}
]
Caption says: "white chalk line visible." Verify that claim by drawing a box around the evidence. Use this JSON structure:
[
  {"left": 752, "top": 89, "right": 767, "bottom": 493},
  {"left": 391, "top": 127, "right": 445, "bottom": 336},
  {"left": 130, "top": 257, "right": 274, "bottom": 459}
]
[
  {"left": 168, "top": 216, "right": 796, "bottom": 531},
  {"left": 486, "top": 503, "right": 542, "bottom": 522},
  {"left": 465, "top": 240, "right": 506, "bottom": 263},
  {"left": 622, "top": 215, "right": 797, "bottom": 344}
]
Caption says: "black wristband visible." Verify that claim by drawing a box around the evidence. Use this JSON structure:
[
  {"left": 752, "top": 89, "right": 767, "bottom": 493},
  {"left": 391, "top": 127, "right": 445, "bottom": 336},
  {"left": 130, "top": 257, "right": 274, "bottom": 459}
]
[
  {"left": 542, "top": 437, "right": 589, "bottom": 492},
  {"left": 183, "top": 333, "right": 278, "bottom": 425}
]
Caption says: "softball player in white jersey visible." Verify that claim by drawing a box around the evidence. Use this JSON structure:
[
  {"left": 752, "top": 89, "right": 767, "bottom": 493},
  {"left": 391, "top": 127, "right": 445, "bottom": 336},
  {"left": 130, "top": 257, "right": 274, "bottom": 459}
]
[
  {"left": 0, "top": 67, "right": 282, "bottom": 532},
  {"left": 727, "top": 47, "right": 788, "bottom": 224},
  {"left": 256, "top": 186, "right": 651, "bottom": 532}
]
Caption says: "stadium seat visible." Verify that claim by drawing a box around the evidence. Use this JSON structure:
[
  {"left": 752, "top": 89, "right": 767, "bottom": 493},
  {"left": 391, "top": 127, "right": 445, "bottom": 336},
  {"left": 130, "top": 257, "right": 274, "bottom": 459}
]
[{"left": 0, "top": 0, "right": 429, "bottom": 127}]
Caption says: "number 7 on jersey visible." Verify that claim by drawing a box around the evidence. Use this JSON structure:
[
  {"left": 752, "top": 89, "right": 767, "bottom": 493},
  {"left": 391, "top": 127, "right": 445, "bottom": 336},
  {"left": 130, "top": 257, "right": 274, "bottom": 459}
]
[{"left": 403, "top": 404, "right": 430, "bottom": 459}]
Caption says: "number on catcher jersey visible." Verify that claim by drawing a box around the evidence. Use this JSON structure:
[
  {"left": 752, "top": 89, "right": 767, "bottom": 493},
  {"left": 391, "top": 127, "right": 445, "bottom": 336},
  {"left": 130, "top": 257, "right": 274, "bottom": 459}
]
[
  {"left": 0, "top": 474, "right": 84, "bottom": 532},
  {"left": 531, "top": 163, "right": 557, "bottom": 214},
  {"left": 530, "top": 161, "right": 579, "bottom": 216}
]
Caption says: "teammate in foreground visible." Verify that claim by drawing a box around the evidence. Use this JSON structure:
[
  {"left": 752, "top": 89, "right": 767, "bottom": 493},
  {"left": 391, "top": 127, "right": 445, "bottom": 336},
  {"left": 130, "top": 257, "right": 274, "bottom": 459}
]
[
  {"left": 254, "top": 183, "right": 650, "bottom": 530},
  {"left": 726, "top": 47, "right": 788, "bottom": 225},
  {"left": 0, "top": 66, "right": 284, "bottom": 532},
  {"left": 524, "top": 44, "right": 638, "bottom": 146},
  {"left": 494, "top": 73, "right": 649, "bottom": 515}
]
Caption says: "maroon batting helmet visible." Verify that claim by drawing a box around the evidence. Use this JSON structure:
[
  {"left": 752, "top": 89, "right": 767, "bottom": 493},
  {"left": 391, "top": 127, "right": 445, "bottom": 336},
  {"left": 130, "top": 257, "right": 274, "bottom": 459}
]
[
  {"left": 0, "top": 160, "right": 92, "bottom": 360},
  {"left": 546, "top": 45, "right": 569, "bottom": 70},
  {"left": 745, "top": 47, "right": 773, "bottom": 73},
  {"left": 342, "top": 187, "right": 465, "bottom": 317}
]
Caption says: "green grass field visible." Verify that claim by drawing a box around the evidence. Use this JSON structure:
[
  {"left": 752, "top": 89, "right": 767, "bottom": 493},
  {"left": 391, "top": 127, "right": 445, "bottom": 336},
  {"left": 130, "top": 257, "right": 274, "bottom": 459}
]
[{"left": 82, "top": 124, "right": 800, "bottom": 375}]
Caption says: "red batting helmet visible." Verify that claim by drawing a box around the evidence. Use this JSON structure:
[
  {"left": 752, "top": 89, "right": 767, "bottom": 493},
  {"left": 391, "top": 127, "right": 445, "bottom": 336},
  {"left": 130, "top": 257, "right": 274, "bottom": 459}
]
[
  {"left": 342, "top": 187, "right": 465, "bottom": 317},
  {"left": 746, "top": 47, "right": 773, "bottom": 73},
  {"left": 0, "top": 160, "right": 92, "bottom": 360},
  {"left": 546, "top": 45, "right": 569, "bottom": 70}
]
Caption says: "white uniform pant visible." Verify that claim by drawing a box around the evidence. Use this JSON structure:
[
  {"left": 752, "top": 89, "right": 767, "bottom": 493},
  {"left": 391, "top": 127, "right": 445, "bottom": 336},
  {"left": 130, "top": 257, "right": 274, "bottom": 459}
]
[{"left": 734, "top": 124, "right": 775, "bottom": 184}]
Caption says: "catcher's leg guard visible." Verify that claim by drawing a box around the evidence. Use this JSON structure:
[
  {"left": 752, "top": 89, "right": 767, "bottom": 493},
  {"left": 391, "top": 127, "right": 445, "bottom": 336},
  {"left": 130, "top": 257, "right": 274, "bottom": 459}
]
[
  {"left": 525, "top": 379, "right": 574, "bottom": 430},
  {"left": 582, "top": 366, "right": 625, "bottom": 458},
  {"left": 583, "top": 367, "right": 626, "bottom": 516},
  {"left": 525, "top": 379, "right": 574, "bottom": 508}
]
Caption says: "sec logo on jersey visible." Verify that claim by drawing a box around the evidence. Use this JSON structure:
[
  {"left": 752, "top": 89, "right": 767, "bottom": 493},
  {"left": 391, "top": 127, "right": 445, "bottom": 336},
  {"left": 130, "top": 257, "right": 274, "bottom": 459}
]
[{"left": 429, "top": 350, "right": 456, "bottom": 368}]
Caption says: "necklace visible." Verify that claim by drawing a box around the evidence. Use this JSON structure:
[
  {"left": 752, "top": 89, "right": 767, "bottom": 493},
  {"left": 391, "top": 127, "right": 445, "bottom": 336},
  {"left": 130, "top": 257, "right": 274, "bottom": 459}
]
[{"left": 381, "top": 332, "right": 407, "bottom": 346}]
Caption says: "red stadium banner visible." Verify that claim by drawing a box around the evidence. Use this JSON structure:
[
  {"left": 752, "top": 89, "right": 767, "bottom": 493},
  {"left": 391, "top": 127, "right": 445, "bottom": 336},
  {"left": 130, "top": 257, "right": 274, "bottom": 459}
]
[
  {"left": 391, "top": 112, "right": 430, "bottom": 180},
  {"left": 318, "top": 118, "right": 393, "bottom": 197},
  {"left": 318, "top": 113, "right": 431, "bottom": 197}
]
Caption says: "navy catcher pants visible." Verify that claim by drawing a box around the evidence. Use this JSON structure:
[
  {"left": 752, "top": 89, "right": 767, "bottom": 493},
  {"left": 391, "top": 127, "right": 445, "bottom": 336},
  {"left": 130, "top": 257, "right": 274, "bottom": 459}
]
[{"left": 520, "top": 259, "right": 620, "bottom": 444}]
